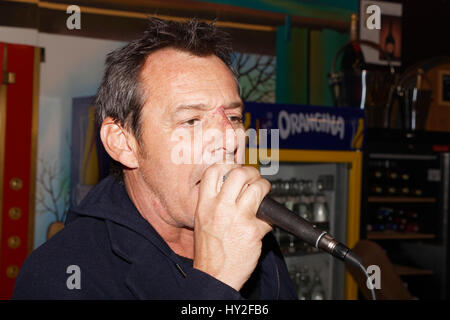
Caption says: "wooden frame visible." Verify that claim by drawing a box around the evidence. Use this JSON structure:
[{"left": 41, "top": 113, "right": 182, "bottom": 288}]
[{"left": 437, "top": 69, "right": 450, "bottom": 107}]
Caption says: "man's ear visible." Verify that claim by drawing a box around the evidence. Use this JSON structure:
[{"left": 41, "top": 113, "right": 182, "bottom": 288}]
[{"left": 100, "top": 117, "right": 139, "bottom": 169}]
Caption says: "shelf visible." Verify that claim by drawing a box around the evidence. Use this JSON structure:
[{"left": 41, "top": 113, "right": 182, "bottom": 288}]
[
  {"left": 367, "top": 231, "right": 436, "bottom": 240},
  {"left": 368, "top": 196, "right": 437, "bottom": 203},
  {"left": 393, "top": 265, "right": 433, "bottom": 276}
]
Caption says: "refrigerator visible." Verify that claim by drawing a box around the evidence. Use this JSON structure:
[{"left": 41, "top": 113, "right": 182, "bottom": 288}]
[
  {"left": 243, "top": 102, "right": 365, "bottom": 300},
  {"left": 362, "top": 129, "right": 450, "bottom": 299}
]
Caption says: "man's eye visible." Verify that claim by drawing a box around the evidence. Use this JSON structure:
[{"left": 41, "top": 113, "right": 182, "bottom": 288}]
[
  {"left": 228, "top": 115, "right": 243, "bottom": 124},
  {"left": 183, "top": 118, "right": 201, "bottom": 126}
]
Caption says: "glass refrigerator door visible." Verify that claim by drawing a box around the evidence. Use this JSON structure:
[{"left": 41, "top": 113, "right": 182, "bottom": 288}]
[{"left": 260, "top": 160, "right": 356, "bottom": 300}]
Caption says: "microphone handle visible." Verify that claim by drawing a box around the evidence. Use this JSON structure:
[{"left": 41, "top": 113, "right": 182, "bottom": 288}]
[
  {"left": 257, "top": 196, "right": 351, "bottom": 262},
  {"left": 257, "top": 196, "right": 325, "bottom": 246}
]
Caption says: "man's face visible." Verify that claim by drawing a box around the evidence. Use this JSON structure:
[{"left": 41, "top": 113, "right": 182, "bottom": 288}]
[{"left": 133, "top": 48, "right": 244, "bottom": 229}]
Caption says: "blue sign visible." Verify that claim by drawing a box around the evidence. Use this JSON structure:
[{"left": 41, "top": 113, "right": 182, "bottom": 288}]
[{"left": 243, "top": 102, "right": 365, "bottom": 151}]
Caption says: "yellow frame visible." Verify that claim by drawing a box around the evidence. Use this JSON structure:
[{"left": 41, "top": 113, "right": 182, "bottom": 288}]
[{"left": 247, "top": 148, "right": 362, "bottom": 300}]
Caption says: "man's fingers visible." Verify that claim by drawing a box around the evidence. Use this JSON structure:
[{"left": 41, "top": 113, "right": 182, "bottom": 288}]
[
  {"left": 236, "top": 178, "right": 271, "bottom": 214},
  {"left": 218, "top": 166, "right": 260, "bottom": 203},
  {"left": 199, "top": 164, "right": 235, "bottom": 198}
]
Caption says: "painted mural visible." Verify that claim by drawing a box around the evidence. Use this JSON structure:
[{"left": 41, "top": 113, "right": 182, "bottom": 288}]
[
  {"left": 232, "top": 52, "right": 276, "bottom": 103},
  {"left": 32, "top": 35, "right": 126, "bottom": 248}
]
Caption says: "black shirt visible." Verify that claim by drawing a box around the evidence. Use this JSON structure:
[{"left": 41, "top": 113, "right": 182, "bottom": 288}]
[{"left": 176, "top": 254, "right": 260, "bottom": 300}]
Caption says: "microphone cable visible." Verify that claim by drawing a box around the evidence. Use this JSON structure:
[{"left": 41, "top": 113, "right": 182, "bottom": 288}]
[{"left": 344, "top": 251, "right": 377, "bottom": 301}]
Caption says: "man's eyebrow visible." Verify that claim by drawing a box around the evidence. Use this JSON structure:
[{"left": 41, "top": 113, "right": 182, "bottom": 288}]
[
  {"left": 174, "top": 101, "right": 243, "bottom": 112},
  {"left": 224, "top": 101, "right": 244, "bottom": 110}
]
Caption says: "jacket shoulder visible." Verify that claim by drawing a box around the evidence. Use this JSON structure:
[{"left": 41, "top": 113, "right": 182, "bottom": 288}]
[{"left": 12, "top": 216, "right": 123, "bottom": 299}]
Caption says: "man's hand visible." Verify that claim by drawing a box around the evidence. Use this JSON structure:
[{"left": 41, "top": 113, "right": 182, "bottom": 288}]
[{"left": 193, "top": 164, "right": 272, "bottom": 291}]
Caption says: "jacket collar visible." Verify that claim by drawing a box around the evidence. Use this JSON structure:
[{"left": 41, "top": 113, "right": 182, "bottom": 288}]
[{"left": 68, "top": 176, "right": 183, "bottom": 265}]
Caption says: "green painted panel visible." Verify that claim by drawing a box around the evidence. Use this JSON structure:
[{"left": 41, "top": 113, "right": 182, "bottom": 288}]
[
  {"left": 309, "top": 28, "right": 349, "bottom": 107},
  {"left": 309, "top": 29, "right": 325, "bottom": 106},
  {"left": 275, "top": 26, "right": 308, "bottom": 104}
]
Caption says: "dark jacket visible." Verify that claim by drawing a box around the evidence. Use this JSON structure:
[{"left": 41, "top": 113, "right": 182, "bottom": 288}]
[{"left": 13, "top": 176, "right": 298, "bottom": 300}]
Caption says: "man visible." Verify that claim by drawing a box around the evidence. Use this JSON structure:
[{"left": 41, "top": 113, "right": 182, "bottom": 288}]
[{"left": 13, "top": 18, "right": 297, "bottom": 299}]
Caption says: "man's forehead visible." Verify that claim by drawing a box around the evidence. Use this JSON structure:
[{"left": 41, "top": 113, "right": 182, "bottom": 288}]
[
  {"left": 140, "top": 48, "right": 241, "bottom": 115},
  {"left": 142, "top": 47, "right": 230, "bottom": 79}
]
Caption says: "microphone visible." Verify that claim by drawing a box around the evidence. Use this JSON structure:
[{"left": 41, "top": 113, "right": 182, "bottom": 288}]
[
  {"left": 256, "top": 196, "right": 361, "bottom": 268},
  {"left": 221, "top": 172, "right": 376, "bottom": 299},
  {"left": 257, "top": 196, "right": 377, "bottom": 300},
  {"left": 221, "top": 173, "right": 365, "bottom": 276}
]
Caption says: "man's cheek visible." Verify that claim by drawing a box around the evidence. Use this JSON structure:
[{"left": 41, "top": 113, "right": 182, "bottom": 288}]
[{"left": 170, "top": 128, "right": 195, "bottom": 164}]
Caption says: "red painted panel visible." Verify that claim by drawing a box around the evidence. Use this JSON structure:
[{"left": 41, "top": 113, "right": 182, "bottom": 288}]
[
  {"left": 0, "top": 43, "right": 35, "bottom": 299},
  {"left": 0, "top": 42, "right": 4, "bottom": 287}
]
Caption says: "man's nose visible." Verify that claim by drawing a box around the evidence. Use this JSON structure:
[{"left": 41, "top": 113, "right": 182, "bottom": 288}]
[
  {"left": 216, "top": 110, "right": 239, "bottom": 155},
  {"left": 202, "top": 108, "right": 239, "bottom": 158}
]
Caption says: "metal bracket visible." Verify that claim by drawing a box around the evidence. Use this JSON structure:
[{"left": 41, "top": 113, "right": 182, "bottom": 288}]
[{"left": 2, "top": 71, "right": 15, "bottom": 85}]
